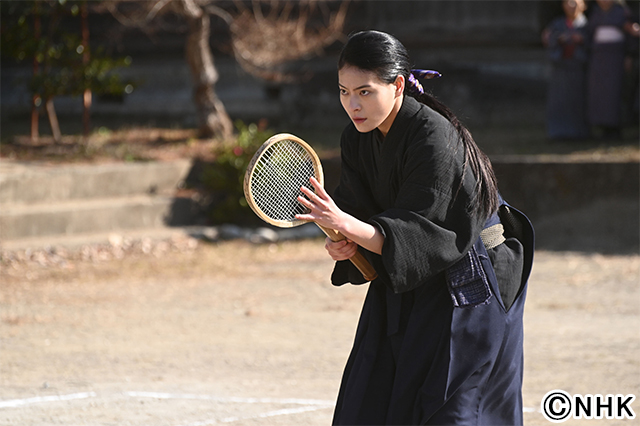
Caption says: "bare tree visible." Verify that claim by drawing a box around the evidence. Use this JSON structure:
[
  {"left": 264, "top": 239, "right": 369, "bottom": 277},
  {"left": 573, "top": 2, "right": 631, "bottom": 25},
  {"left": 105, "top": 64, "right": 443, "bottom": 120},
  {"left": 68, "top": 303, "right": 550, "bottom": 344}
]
[
  {"left": 172, "top": 0, "right": 234, "bottom": 139},
  {"left": 102, "top": 0, "right": 348, "bottom": 140},
  {"left": 229, "top": 1, "right": 348, "bottom": 82}
]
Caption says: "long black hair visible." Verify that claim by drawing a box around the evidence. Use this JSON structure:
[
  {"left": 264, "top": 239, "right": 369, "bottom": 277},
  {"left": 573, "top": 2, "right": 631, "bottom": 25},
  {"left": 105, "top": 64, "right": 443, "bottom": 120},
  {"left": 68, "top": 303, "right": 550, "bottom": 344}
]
[{"left": 338, "top": 30, "right": 499, "bottom": 218}]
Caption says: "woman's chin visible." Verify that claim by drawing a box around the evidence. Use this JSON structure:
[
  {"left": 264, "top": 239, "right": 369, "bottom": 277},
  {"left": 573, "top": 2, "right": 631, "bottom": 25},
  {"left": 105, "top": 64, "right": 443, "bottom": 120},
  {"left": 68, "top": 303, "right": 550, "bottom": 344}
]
[{"left": 353, "top": 121, "right": 376, "bottom": 134}]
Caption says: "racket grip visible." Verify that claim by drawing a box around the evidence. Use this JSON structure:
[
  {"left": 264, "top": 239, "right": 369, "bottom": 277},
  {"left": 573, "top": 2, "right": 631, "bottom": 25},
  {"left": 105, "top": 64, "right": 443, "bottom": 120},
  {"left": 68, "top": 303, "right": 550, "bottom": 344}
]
[{"left": 316, "top": 225, "right": 378, "bottom": 282}]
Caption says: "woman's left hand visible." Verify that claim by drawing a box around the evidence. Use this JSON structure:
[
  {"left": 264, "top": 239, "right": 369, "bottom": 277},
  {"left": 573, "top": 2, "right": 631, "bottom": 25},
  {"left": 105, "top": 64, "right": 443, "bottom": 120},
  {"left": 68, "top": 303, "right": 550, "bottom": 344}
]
[{"left": 295, "top": 177, "right": 348, "bottom": 231}]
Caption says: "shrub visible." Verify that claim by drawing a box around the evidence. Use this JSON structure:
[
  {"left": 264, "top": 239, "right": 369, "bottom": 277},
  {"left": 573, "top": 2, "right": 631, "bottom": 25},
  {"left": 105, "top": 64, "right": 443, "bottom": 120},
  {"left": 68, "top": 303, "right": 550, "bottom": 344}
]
[{"left": 202, "top": 120, "right": 273, "bottom": 225}]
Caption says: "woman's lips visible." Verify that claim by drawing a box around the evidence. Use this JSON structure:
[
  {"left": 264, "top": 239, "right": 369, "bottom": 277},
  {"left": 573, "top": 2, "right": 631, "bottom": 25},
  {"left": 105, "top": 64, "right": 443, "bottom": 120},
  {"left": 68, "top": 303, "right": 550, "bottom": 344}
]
[{"left": 352, "top": 117, "right": 366, "bottom": 125}]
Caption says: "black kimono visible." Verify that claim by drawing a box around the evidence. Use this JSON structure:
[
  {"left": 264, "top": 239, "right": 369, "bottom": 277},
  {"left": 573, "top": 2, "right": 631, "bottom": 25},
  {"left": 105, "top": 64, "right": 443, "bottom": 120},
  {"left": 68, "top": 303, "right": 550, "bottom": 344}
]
[{"left": 331, "top": 97, "right": 534, "bottom": 425}]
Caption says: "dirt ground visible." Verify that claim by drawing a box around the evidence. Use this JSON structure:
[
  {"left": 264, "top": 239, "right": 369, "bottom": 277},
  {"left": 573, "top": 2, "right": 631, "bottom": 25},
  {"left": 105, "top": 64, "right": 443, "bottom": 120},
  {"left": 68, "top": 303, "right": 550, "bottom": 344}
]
[{"left": 0, "top": 236, "right": 638, "bottom": 426}]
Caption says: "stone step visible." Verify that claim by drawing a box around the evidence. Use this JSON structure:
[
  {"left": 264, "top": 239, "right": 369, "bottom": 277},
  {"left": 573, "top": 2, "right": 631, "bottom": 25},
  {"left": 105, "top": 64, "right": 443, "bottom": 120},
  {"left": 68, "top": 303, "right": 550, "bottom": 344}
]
[
  {"left": 0, "top": 160, "right": 192, "bottom": 205},
  {"left": 0, "top": 226, "right": 199, "bottom": 251},
  {"left": 0, "top": 195, "right": 179, "bottom": 240}
]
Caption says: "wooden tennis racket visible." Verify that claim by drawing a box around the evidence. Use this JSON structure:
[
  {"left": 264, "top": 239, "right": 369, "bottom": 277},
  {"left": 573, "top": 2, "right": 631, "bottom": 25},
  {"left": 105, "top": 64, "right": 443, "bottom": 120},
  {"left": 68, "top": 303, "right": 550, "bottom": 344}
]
[{"left": 243, "top": 133, "right": 378, "bottom": 281}]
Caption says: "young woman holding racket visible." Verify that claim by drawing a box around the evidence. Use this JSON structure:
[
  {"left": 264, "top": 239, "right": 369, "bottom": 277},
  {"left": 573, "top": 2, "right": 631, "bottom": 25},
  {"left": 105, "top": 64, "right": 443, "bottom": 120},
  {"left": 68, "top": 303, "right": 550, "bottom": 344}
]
[{"left": 295, "top": 30, "right": 535, "bottom": 425}]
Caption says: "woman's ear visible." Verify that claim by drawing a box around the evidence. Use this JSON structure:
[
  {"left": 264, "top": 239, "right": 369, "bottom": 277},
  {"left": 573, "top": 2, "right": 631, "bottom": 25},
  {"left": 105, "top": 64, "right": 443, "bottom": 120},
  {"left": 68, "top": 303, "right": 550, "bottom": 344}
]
[{"left": 394, "top": 75, "right": 405, "bottom": 97}]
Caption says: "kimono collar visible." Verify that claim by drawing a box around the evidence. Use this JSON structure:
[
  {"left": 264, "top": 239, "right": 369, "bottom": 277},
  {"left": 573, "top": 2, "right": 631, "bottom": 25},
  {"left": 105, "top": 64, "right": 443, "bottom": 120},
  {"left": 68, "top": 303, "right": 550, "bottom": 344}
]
[
  {"left": 572, "top": 14, "right": 587, "bottom": 28},
  {"left": 381, "top": 96, "right": 422, "bottom": 141}
]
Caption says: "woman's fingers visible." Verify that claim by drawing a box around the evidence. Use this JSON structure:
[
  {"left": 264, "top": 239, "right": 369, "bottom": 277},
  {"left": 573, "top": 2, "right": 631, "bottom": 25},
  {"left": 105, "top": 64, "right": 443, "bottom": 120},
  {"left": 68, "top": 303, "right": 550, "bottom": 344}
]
[
  {"left": 294, "top": 213, "right": 312, "bottom": 221},
  {"left": 296, "top": 177, "right": 348, "bottom": 234},
  {"left": 325, "top": 238, "right": 357, "bottom": 260},
  {"left": 299, "top": 185, "right": 325, "bottom": 208},
  {"left": 330, "top": 246, "right": 357, "bottom": 261},
  {"left": 296, "top": 193, "right": 313, "bottom": 209},
  {"left": 309, "top": 177, "right": 329, "bottom": 199},
  {"left": 326, "top": 238, "right": 348, "bottom": 249},
  {"left": 296, "top": 183, "right": 329, "bottom": 220},
  {"left": 300, "top": 178, "right": 331, "bottom": 206}
]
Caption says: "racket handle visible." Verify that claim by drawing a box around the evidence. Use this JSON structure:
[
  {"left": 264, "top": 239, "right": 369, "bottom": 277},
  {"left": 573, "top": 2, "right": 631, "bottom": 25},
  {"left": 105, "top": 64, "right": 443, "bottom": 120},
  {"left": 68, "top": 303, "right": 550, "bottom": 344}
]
[{"left": 316, "top": 225, "right": 378, "bottom": 282}]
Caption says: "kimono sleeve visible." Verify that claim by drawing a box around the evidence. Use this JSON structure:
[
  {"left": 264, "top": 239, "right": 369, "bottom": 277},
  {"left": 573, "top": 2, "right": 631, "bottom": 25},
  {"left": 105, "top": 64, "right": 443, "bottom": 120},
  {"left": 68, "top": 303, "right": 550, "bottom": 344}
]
[{"left": 369, "top": 126, "right": 485, "bottom": 294}]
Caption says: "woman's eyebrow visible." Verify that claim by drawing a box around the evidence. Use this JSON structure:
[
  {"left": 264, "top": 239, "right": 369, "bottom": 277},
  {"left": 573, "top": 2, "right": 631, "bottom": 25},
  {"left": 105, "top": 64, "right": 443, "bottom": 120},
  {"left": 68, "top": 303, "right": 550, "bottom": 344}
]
[{"left": 339, "top": 83, "right": 373, "bottom": 90}]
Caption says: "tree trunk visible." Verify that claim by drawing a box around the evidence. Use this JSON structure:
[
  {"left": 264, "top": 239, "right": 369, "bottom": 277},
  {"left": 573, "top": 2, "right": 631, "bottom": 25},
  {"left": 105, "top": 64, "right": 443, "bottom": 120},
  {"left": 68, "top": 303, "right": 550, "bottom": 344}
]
[
  {"left": 83, "top": 89, "right": 92, "bottom": 137},
  {"left": 81, "top": 0, "right": 92, "bottom": 138},
  {"left": 31, "top": 2, "right": 41, "bottom": 142},
  {"left": 45, "top": 97, "right": 62, "bottom": 144},
  {"left": 31, "top": 97, "right": 40, "bottom": 143},
  {"left": 179, "top": 0, "right": 233, "bottom": 139}
]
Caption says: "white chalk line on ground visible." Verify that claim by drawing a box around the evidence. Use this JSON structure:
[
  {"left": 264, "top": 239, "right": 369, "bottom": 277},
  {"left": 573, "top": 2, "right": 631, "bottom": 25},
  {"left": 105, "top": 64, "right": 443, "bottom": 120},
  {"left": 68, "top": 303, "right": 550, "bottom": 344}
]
[
  {"left": 176, "top": 405, "right": 335, "bottom": 426},
  {"left": 126, "top": 391, "right": 336, "bottom": 425},
  {"left": 125, "top": 391, "right": 334, "bottom": 406},
  {"left": 0, "top": 390, "right": 541, "bottom": 423},
  {"left": 0, "top": 392, "right": 97, "bottom": 408}
]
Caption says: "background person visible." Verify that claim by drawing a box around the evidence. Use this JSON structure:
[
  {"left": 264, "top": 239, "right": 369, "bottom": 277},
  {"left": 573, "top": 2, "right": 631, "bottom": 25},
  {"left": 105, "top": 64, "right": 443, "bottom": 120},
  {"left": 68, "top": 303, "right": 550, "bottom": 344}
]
[
  {"left": 586, "top": 0, "right": 637, "bottom": 139},
  {"left": 542, "top": 0, "right": 590, "bottom": 140}
]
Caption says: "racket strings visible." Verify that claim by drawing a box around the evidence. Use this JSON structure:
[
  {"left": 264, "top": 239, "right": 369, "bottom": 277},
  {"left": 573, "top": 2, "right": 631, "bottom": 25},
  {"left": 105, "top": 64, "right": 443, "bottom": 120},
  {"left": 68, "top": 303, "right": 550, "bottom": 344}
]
[{"left": 250, "top": 140, "right": 316, "bottom": 221}]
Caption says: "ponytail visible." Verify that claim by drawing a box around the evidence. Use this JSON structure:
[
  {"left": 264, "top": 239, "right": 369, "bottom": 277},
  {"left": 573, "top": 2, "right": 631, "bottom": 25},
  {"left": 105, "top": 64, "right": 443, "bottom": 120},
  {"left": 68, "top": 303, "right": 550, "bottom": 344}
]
[{"left": 413, "top": 91, "right": 500, "bottom": 218}]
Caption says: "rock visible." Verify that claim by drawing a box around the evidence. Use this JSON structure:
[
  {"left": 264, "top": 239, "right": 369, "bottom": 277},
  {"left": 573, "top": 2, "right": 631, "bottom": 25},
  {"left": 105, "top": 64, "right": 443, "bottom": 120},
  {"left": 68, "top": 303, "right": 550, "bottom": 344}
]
[
  {"left": 249, "top": 227, "right": 279, "bottom": 244},
  {"left": 218, "top": 224, "right": 250, "bottom": 240}
]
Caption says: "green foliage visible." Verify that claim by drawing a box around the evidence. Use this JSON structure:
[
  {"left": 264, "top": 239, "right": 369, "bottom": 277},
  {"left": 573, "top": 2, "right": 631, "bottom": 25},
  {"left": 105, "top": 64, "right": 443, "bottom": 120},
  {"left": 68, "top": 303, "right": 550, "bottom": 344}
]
[
  {"left": 1, "top": 0, "right": 133, "bottom": 102},
  {"left": 202, "top": 121, "right": 274, "bottom": 225}
]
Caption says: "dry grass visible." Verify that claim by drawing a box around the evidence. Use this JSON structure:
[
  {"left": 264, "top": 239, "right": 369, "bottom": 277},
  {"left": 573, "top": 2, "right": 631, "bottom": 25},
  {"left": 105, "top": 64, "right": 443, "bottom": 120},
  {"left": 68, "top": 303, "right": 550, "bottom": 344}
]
[
  {"left": 0, "top": 127, "right": 220, "bottom": 164},
  {"left": 2, "top": 122, "right": 639, "bottom": 165}
]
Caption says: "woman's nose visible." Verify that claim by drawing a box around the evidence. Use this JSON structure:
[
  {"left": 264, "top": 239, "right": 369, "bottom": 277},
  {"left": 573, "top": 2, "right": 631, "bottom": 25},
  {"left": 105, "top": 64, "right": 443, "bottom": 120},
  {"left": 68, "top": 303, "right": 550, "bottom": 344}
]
[{"left": 349, "top": 96, "right": 361, "bottom": 111}]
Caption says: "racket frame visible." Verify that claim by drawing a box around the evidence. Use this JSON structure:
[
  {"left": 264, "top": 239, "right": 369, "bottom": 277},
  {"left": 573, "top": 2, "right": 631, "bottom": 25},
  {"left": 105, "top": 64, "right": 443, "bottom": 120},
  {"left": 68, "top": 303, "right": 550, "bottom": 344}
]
[
  {"left": 244, "top": 133, "right": 323, "bottom": 228},
  {"left": 244, "top": 133, "right": 378, "bottom": 281}
]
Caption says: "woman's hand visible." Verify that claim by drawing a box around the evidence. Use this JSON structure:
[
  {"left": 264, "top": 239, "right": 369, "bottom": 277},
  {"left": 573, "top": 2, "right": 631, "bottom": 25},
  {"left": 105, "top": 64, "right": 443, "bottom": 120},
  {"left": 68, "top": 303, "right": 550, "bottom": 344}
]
[
  {"left": 295, "top": 177, "right": 349, "bottom": 231},
  {"left": 295, "top": 177, "right": 385, "bottom": 255},
  {"left": 325, "top": 238, "right": 358, "bottom": 261}
]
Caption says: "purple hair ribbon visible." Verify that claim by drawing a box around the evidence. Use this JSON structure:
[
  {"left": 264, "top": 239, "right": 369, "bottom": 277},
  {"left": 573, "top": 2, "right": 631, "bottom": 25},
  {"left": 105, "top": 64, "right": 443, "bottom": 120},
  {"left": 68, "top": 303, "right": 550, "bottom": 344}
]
[{"left": 408, "top": 69, "right": 441, "bottom": 94}]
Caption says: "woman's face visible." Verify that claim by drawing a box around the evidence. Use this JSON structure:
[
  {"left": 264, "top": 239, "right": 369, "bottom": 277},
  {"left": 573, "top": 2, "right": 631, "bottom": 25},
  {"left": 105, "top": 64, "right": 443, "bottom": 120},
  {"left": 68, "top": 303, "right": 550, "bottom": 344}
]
[
  {"left": 338, "top": 66, "right": 404, "bottom": 136},
  {"left": 563, "top": 0, "right": 585, "bottom": 18}
]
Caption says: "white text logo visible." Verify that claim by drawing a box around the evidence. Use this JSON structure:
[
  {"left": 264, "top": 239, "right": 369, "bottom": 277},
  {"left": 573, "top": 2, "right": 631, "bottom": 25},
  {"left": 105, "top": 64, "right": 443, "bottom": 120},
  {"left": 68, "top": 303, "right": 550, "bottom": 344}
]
[{"left": 541, "top": 390, "right": 636, "bottom": 423}]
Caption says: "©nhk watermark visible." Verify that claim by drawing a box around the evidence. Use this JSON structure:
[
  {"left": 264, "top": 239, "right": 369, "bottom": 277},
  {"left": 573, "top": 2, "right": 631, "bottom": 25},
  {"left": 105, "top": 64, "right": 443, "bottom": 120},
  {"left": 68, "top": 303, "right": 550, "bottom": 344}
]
[{"left": 541, "top": 390, "right": 636, "bottom": 423}]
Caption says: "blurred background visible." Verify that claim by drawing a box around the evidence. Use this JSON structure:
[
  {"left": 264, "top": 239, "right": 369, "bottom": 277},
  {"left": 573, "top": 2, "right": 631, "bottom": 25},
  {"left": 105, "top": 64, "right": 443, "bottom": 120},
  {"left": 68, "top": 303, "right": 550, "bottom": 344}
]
[
  {"left": 1, "top": 3, "right": 639, "bottom": 424},
  {"left": 2, "top": 1, "right": 639, "bottom": 140},
  {"left": 1, "top": 0, "right": 639, "bottom": 252}
]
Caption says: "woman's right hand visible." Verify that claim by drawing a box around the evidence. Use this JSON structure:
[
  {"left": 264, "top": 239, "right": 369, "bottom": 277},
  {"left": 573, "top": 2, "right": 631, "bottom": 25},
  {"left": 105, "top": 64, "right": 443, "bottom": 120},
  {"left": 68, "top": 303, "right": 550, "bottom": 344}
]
[{"left": 325, "top": 238, "right": 358, "bottom": 261}]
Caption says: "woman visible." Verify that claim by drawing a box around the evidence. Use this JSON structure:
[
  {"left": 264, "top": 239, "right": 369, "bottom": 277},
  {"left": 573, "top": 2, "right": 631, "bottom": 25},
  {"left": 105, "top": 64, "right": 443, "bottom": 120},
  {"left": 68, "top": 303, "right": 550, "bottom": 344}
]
[
  {"left": 586, "top": 0, "right": 638, "bottom": 139},
  {"left": 543, "top": 0, "right": 590, "bottom": 140},
  {"left": 296, "top": 30, "right": 534, "bottom": 425}
]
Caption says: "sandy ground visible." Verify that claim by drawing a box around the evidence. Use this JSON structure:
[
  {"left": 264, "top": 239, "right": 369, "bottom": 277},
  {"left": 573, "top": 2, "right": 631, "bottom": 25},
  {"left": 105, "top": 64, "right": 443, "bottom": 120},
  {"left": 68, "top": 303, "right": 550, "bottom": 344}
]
[{"left": 1, "top": 238, "right": 639, "bottom": 426}]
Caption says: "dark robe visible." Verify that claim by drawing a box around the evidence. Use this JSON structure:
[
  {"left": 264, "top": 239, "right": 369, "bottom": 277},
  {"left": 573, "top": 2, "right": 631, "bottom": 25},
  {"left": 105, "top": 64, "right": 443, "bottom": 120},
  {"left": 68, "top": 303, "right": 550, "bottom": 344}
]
[
  {"left": 545, "top": 14, "right": 590, "bottom": 140},
  {"left": 586, "top": 3, "right": 631, "bottom": 129},
  {"left": 330, "top": 96, "right": 535, "bottom": 425}
]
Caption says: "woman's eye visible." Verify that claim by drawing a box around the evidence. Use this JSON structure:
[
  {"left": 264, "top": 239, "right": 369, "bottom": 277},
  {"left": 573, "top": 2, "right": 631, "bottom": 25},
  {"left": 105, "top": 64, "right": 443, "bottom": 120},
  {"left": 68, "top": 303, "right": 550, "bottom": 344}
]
[
  {"left": 360, "top": 90, "right": 370, "bottom": 96},
  {"left": 339, "top": 88, "right": 348, "bottom": 95}
]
